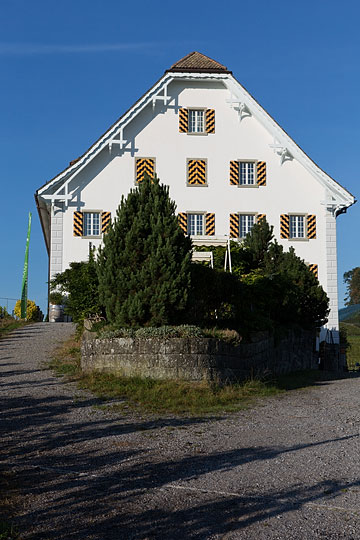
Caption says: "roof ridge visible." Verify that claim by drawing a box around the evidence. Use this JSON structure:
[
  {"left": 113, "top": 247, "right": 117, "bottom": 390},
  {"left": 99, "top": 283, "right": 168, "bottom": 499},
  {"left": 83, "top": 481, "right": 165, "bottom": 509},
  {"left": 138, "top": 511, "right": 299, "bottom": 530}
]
[{"left": 168, "top": 51, "right": 230, "bottom": 73}]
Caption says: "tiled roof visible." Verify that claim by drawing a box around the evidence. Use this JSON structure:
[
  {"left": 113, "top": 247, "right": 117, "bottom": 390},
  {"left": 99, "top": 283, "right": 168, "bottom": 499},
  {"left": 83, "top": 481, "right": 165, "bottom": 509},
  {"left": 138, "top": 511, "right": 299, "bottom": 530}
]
[{"left": 167, "top": 51, "right": 231, "bottom": 73}]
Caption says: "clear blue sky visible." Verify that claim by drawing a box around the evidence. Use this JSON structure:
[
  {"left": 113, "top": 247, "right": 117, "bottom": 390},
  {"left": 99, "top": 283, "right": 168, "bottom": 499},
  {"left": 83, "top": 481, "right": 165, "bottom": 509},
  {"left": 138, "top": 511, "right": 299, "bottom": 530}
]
[{"left": 1, "top": 0, "right": 359, "bottom": 315}]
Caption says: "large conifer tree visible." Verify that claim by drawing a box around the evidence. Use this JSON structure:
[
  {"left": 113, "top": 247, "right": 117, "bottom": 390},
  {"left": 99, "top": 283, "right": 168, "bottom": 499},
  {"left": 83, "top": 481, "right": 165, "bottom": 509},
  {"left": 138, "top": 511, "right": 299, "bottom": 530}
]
[{"left": 97, "top": 174, "right": 192, "bottom": 327}]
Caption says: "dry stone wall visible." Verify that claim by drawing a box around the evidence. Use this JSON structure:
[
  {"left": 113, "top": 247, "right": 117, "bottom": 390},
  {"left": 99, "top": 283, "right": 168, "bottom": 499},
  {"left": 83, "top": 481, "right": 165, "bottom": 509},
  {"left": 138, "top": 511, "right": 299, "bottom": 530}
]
[{"left": 81, "top": 329, "right": 318, "bottom": 382}]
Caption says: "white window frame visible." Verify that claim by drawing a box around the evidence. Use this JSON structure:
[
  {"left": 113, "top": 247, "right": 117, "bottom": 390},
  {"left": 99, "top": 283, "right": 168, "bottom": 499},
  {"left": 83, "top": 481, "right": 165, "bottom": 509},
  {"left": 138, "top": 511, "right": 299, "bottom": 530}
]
[
  {"left": 289, "top": 214, "right": 306, "bottom": 239},
  {"left": 187, "top": 213, "right": 205, "bottom": 236},
  {"left": 239, "top": 214, "right": 256, "bottom": 239},
  {"left": 188, "top": 109, "right": 206, "bottom": 134},
  {"left": 83, "top": 211, "right": 101, "bottom": 237},
  {"left": 239, "top": 161, "right": 256, "bottom": 185}
]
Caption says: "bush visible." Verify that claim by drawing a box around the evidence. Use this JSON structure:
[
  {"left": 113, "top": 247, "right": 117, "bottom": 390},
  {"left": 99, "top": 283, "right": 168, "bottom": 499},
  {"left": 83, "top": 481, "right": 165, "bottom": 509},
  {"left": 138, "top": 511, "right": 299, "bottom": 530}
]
[
  {"left": 97, "top": 174, "right": 192, "bottom": 327},
  {"left": 14, "top": 300, "right": 42, "bottom": 321},
  {"left": 50, "top": 248, "right": 102, "bottom": 324}
]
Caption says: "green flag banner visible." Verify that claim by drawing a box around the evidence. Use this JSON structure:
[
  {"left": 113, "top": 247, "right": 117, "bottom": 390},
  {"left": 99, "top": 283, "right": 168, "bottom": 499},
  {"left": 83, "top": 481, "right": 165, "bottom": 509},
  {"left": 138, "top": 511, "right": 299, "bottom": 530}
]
[{"left": 21, "top": 213, "right": 32, "bottom": 319}]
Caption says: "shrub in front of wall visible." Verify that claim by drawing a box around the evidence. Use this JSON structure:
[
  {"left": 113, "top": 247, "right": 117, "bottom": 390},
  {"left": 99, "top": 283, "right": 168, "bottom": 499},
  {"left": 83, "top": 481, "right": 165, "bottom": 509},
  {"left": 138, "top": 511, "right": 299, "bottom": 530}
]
[{"left": 97, "top": 174, "right": 192, "bottom": 327}]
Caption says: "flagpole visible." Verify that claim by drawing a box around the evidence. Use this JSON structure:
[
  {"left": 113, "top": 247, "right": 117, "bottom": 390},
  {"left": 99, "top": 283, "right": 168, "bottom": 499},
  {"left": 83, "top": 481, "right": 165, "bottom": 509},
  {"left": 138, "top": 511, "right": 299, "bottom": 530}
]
[{"left": 21, "top": 212, "right": 32, "bottom": 319}]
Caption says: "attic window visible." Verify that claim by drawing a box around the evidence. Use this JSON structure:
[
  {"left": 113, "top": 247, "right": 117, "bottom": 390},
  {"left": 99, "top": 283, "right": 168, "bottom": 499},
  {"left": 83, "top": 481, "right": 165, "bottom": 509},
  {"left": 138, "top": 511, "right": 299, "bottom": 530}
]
[{"left": 189, "top": 110, "right": 204, "bottom": 133}]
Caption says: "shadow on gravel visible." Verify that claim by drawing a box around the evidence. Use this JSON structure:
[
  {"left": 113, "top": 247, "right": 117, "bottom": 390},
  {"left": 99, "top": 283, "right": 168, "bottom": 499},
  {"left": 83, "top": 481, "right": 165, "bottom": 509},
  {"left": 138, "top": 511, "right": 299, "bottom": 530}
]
[{"left": 2, "top": 389, "right": 360, "bottom": 539}]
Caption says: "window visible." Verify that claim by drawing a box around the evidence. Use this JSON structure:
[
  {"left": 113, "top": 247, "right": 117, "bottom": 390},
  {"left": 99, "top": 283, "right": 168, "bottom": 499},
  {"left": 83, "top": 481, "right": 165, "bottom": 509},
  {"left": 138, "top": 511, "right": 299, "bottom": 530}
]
[
  {"left": 179, "top": 108, "right": 215, "bottom": 134},
  {"left": 290, "top": 215, "right": 305, "bottom": 238},
  {"left": 188, "top": 214, "right": 204, "bottom": 236},
  {"left": 239, "top": 162, "right": 255, "bottom": 185},
  {"left": 239, "top": 214, "right": 255, "bottom": 238},
  {"left": 83, "top": 212, "right": 100, "bottom": 236},
  {"left": 188, "top": 110, "right": 204, "bottom": 133}
]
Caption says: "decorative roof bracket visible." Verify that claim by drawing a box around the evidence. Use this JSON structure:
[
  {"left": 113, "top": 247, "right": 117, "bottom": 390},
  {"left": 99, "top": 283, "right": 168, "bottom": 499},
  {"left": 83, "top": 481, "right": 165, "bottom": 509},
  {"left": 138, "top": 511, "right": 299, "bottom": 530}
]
[
  {"left": 269, "top": 140, "right": 293, "bottom": 165},
  {"left": 152, "top": 83, "right": 171, "bottom": 109},
  {"left": 109, "top": 128, "right": 128, "bottom": 153},
  {"left": 226, "top": 95, "right": 251, "bottom": 122}
]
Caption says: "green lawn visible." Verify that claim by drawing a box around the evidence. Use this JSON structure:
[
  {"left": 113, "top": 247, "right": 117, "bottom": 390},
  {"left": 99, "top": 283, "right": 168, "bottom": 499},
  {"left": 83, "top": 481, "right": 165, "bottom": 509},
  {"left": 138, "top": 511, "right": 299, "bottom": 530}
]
[{"left": 341, "top": 322, "right": 360, "bottom": 371}]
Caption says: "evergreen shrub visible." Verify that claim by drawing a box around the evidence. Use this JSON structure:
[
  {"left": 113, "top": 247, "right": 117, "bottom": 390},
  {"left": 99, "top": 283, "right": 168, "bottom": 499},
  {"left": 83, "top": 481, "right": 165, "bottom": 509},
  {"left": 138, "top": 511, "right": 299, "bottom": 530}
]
[{"left": 97, "top": 174, "right": 192, "bottom": 327}]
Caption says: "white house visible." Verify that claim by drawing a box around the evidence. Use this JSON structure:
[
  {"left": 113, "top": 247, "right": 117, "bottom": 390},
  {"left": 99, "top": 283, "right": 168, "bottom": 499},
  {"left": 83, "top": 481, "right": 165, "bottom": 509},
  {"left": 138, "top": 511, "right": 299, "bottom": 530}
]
[{"left": 35, "top": 52, "right": 356, "bottom": 339}]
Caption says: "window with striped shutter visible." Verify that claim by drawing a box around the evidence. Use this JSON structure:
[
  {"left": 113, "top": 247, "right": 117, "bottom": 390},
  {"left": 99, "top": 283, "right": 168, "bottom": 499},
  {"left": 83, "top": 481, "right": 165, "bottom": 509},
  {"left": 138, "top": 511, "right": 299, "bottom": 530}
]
[
  {"left": 101, "top": 212, "right": 111, "bottom": 234},
  {"left": 257, "top": 161, "right": 266, "bottom": 186},
  {"left": 230, "top": 161, "right": 239, "bottom": 185},
  {"left": 230, "top": 213, "right": 239, "bottom": 238},
  {"left": 178, "top": 213, "right": 188, "bottom": 233},
  {"left": 308, "top": 264, "right": 318, "bottom": 278},
  {"left": 179, "top": 108, "right": 215, "bottom": 133},
  {"left": 187, "top": 159, "right": 207, "bottom": 185},
  {"left": 205, "top": 109, "right": 215, "bottom": 133},
  {"left": 280, "top": 214, "right": 290, "bottom": 239},
  {"left": 73, "top": 211, "right": 83, "bottom": 237},
  {"left": 307, "top": 215, "right": 316, "bottom": 239},
  {"left": 205, "top": 213, "right": 215, "bottom": 235},
  {"left": 135, "top": 158, "right": 155, "bottom": 183},
  {"left": 229, "top": 160, "right": 266, "bottom": 185}
]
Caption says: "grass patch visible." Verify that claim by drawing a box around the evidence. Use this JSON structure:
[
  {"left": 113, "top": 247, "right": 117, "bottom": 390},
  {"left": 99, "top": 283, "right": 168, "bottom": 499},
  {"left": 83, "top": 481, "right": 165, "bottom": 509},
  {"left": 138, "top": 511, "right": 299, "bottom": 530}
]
[
  {"left": 0, "top": 319, "right": 27, "bottom": 340},
  {"left": 341, "top": 322, "right": 360, "bottom": 371},
  {"left": 48, "top": 337, "right": 339, "bottom": 415}
]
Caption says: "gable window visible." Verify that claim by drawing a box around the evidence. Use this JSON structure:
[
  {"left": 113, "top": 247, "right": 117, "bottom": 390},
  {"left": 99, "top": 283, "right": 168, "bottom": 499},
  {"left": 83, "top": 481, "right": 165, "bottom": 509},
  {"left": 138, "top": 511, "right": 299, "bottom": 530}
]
[
  {"left": 179, "top": 108, "right": 215, "bottom": 134},
  {"left": 189, "top": 110, "right": 204, "bottom": 133},
  {"left": 239, "top": 214, "right": 255, "bottom": 238},
  {"left": 290, "top": 215, "right": 305, "bottom": 239},
  {"left": 84, "top": 212, "right": 100, "bottom": 236},
  {"left": 188, "top": 214, "right": 204, "bottom": 236},
  {"left": 239, "top": 162, "right": 255, "bottom": 185}
]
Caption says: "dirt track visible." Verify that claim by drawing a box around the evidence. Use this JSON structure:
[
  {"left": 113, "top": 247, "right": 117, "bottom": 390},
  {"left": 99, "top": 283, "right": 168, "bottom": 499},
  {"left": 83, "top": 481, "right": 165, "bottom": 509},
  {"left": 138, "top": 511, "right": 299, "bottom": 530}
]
[{"left": 1, "top": 323, "right": 360, "bottom": 539}]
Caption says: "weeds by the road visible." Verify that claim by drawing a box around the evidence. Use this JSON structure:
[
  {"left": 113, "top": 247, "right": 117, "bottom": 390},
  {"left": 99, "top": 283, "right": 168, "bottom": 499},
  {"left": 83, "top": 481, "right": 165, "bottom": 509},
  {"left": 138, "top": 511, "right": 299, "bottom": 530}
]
[
  {"left": 0, "top": 320, "right": 27, "bottom": 341},
  {"left": 48, "top": 337, "right": 341, "bottom": 416}
]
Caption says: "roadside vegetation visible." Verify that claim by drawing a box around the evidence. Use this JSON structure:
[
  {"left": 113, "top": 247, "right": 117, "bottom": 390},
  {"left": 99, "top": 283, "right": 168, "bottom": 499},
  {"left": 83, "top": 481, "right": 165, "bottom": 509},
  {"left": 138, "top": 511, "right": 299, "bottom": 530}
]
[
  {"left": 48, "top": 337, "right": 338, "bottom": 416},
  {"left": 0, "top": 469, "right": 20, "bottom": 540},
  {"left": 340, "top": 316, "right": 360, "bottom": 371},
  {"left": 0, "top": 308, "right": 27, "bottom": 340}
]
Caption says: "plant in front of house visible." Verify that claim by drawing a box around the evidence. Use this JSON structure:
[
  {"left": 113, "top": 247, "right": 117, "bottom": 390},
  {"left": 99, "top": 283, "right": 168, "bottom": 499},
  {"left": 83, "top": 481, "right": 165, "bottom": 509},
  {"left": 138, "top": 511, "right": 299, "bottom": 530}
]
[
  {"left": 50, "top": 247, "right": 102, "bottom": 324},
  {"left": 97, "top": 174, "right": 192, "bottom": 327}
]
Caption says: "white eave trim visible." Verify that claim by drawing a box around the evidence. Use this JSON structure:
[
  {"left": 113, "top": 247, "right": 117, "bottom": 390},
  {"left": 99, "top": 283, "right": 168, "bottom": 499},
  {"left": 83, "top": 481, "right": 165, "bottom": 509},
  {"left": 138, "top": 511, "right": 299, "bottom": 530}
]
[{"left": 37, "top": 70, "right": 355, "bottom": 209}]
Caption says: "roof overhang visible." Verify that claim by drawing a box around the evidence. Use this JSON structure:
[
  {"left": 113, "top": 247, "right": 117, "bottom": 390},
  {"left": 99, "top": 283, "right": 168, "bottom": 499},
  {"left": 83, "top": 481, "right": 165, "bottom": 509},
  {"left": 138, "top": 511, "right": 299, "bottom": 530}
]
[{"left": 36, "top": 68, "right": 356, "bottom": 242}]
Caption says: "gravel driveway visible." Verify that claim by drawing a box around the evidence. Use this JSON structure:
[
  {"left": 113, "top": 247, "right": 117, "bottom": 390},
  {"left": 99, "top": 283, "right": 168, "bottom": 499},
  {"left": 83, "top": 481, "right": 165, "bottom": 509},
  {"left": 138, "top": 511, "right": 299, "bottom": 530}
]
[{"left": 1, "top": 323, "right": 360, "bottom": 539}]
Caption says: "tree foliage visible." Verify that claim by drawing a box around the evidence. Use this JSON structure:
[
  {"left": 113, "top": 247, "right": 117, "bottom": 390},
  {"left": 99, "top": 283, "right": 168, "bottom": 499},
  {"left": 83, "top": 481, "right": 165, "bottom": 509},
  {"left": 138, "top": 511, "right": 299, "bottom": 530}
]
[
  {"left": 50, "top": 248, "right": 102, "bottom": 323},
  {"left": 14, "top": 299, "right": 42, "bottom": 321},
  {"left": 344, "top": 267, "right": 360, "bottom": 306},
  {"left": 97, "top": 174, "right": 192, "bottom": 327}
]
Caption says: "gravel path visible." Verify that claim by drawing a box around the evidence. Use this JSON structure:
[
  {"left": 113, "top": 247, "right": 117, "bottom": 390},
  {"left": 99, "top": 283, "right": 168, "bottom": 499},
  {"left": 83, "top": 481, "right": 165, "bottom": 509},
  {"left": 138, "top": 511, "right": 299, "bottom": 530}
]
[{"left": 1, "top": 323, "right": 360, "bottom": 539}]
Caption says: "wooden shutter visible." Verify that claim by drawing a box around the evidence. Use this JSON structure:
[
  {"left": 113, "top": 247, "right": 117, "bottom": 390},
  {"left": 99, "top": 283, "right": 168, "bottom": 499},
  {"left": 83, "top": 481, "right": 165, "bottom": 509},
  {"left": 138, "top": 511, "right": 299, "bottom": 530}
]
[
  {"left": 178, "top": 213, "right": 188, "bottom": 233},
  {"left": 188, "top": 159, "right": 207, "bottom": 185},
  {"left": 101, "top": 212, "right": 111, "bottom": 234},
  {"left": 179, "top": 108, "right": 188, "bottom": 133},
  {"left": 307, "top": 215, "right": 316, "bottom": 239},
  {"left": 257, "top": 214, "right": 266, "bottom": 224},
  {"left": 230, "top": 161, "right": 239, "bottom": 185},
  {"left": 136, "top": 158, "right": 155, "bottom": 183},
  {"left": 205, "top": 109, "right": 215, "bottom": 133},
  {"left": 205, "top": 213, "right": 215, "bottom": 236},
  {"left": 308, "top": 264, "right": 318, "bottom": 278},
  {"left": 280, "top": 214, "right": 289, "bottom": 239},
  {"left": 257, "top": 161, "right": 266, "bottom": 186},
  {"left": 73, "top": 211, "right": 83, "bottom": 237},
  {"left": 230, "top": 213, "right": 239, "bottom": 238}
]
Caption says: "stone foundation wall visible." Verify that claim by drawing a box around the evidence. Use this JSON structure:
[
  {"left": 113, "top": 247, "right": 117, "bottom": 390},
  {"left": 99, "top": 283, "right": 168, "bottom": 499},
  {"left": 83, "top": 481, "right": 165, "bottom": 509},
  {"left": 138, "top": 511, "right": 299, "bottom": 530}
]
[{"left": 81, "top": 329, "right": 318, "bottom": 382}]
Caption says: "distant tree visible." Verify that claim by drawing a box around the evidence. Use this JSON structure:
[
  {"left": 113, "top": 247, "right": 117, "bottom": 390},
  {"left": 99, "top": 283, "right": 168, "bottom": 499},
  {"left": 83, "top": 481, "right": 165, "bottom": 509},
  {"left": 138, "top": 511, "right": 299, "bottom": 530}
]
[
  {"left": 14, "top": 299, "right": 42, "bottom": 321},
  {"left": 97, "top": 174, "right": 192, "bottom": 327},
  {"left": 344, "top": 267, "right": 360, "bottom": 306}
]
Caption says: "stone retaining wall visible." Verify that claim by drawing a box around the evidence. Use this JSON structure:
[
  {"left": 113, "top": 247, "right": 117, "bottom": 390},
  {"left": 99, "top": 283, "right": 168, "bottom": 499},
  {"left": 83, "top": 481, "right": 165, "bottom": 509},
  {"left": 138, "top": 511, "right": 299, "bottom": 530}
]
[{"left": 81, "top": 329, "right": 318, "bottom": 382}]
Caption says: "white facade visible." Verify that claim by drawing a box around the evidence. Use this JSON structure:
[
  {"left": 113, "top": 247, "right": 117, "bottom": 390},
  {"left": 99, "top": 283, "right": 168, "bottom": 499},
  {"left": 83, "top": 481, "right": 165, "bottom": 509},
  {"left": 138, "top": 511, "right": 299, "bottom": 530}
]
[{"left": 35, "top": 52, "right": 355, "bottom": 339}]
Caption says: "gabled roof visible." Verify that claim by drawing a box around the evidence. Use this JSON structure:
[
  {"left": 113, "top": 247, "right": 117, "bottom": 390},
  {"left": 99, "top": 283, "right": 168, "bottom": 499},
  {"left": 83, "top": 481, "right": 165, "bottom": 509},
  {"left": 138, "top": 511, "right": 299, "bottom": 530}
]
[
  {"left": 36, "top": 51, "right": 356, "bottom": 220},
  {"left": 167, "top": 51, "right": 231, "bottom": 73}
]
